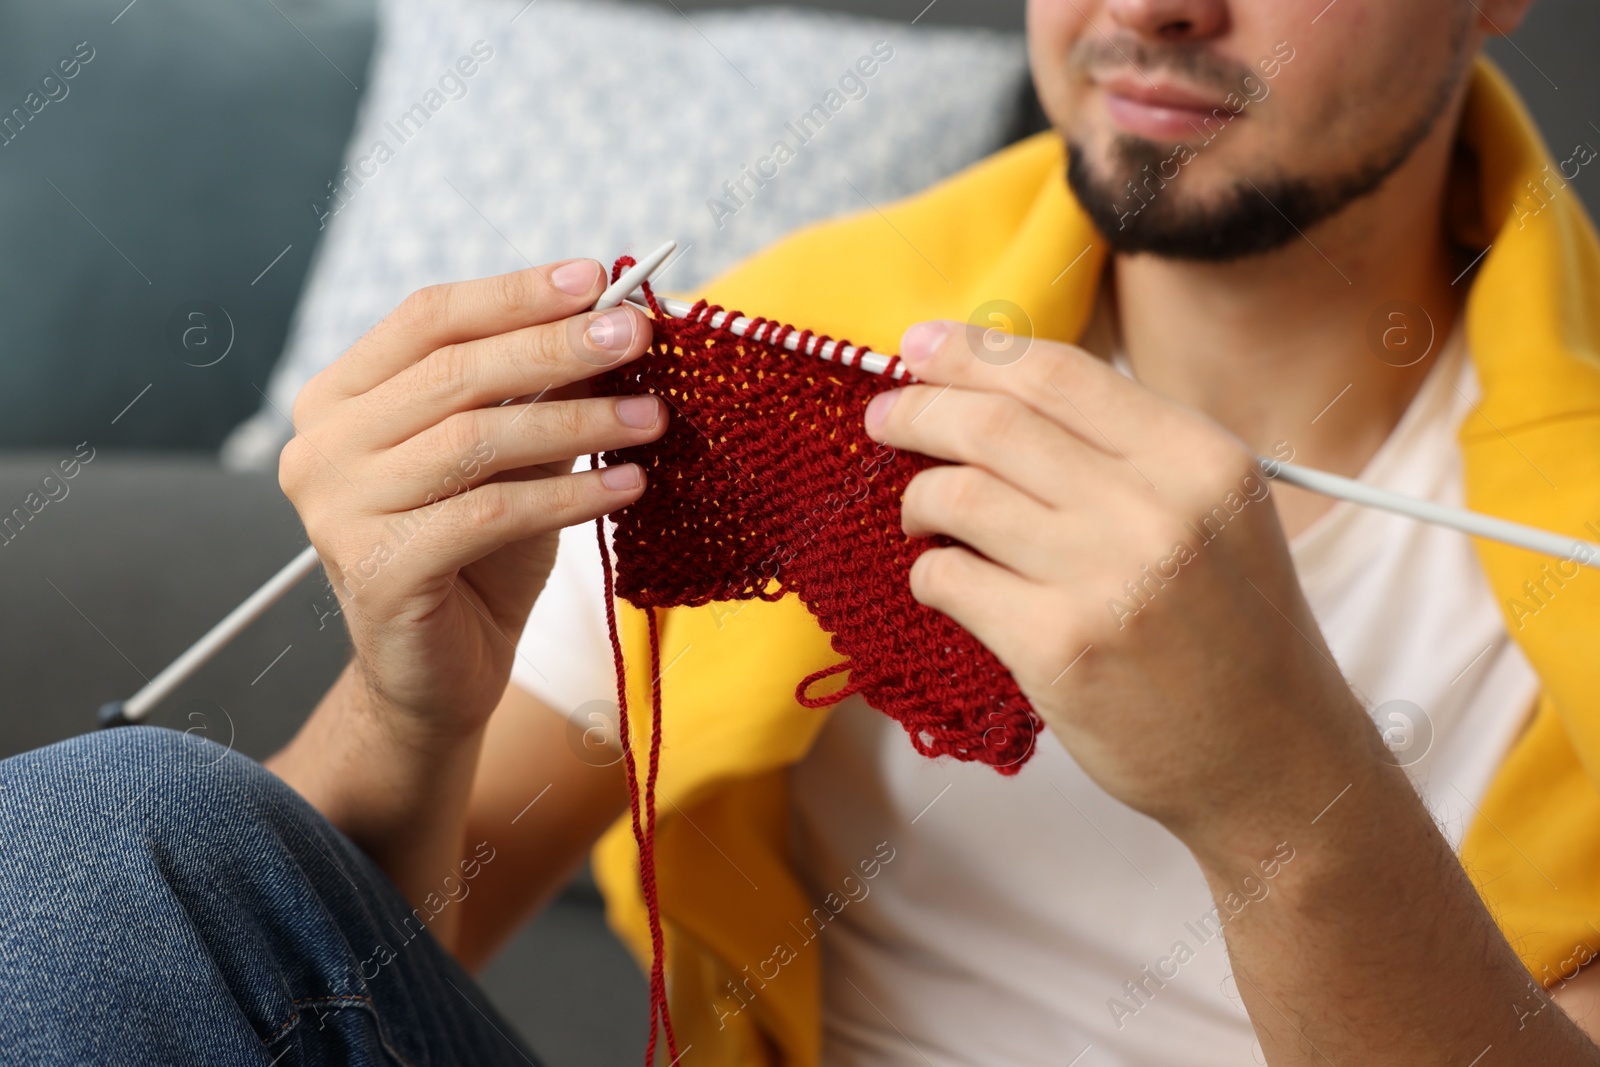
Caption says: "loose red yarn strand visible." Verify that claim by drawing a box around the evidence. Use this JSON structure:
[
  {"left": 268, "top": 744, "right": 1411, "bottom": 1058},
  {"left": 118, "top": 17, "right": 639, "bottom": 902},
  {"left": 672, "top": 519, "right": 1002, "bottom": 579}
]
[
  {"left": 595, "top": 499, "right": 677, "bottom": 1065},
  {"left": 643, "top": 607, "right": 679, "bottom": 1058}
]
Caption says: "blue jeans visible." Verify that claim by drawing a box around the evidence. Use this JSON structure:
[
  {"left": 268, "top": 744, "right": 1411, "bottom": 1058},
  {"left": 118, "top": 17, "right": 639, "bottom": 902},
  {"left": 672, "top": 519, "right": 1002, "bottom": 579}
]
[{"left": 0, "top": 726, "right": 545, "bottom": 1066}]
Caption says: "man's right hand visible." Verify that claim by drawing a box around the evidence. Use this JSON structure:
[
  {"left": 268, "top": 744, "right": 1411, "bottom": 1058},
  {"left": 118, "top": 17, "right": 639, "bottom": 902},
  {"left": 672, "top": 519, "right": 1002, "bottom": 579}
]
[{"left": 279, "top": 259, "right": 664, "bottom": 745}]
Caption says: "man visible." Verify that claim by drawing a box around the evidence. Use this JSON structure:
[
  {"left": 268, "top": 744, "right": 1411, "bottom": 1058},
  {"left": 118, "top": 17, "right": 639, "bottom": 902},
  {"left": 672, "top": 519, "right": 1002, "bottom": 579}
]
[
  {"left": 270, "top": 0, "right": 1600, "bottom": 1062},
  {"left": 6, "top": 0, "right": 1599, "bottom": 1063}
]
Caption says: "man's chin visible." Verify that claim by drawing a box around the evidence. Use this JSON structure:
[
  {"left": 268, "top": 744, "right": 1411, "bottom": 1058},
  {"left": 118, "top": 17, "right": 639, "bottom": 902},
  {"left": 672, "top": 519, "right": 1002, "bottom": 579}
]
[{"left": 1064, "top": 141, "right": 1305, "bottom": 262}]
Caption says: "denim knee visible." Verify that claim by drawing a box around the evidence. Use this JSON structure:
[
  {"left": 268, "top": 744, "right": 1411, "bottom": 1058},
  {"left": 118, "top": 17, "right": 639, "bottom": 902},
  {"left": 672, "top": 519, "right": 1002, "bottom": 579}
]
[
  {"left": 0, "top": 723, "right": 368, "bottom": 963},
  {"left": 0, "top": 724, "right": 278, "bottom": 836},
  {"left": 0, "top": 727, "right": 392, "bottom": 1061},
  {"left": 0, "top": 726, "right": 541, "bottom": 1066},
  {"left": 0, "top": 724, "right": 338, "bottom": 966}
]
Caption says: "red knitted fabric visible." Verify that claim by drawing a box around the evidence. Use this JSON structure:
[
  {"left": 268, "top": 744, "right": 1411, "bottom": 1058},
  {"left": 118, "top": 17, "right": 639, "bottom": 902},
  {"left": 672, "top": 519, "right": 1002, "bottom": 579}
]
[
  {"left": 593, "top": 257, "right": 1041, "bottom": 1063},
  {"left": 597, "top": 258, "right": 1041, "bottom": 768}
]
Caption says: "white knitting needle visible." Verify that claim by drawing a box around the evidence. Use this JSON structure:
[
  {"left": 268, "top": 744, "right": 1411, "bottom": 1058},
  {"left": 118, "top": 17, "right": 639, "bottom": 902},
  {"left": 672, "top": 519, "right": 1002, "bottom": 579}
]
[
  {"left": 99, "top": 247, "right": 680, "bottom": 728},
  {"left": 611, "top": 241, "right": 909, "bottom": 377},
  {"left": 97, "top": 544, "right": 325, "bottom": 726},
  {"left": 598, "top": 240, "right": 678, "bottom": 310},
  {"left": 620, "top": 277, "right": 1600, "bottom": 570},
  {"left": 638, "top": 296, "right": 914, "bottom": 380},
  {"left": 1263, "top": 459, "right": 1600, "bottom": 568}
]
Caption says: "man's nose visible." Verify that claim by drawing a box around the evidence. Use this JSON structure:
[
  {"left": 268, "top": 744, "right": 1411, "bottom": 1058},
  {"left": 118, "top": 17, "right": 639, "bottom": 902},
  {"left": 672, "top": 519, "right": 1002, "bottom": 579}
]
[{"left": 1105, "top": 0, "right": 1229, "bottom": 41}]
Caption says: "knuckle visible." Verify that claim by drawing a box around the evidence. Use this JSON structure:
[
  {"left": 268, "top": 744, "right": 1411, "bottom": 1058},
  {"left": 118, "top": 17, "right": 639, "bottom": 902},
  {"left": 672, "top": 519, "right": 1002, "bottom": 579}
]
[
  {"left": 542, "top": 400, "right": 586, "bottom": 443},
  {"left": 438, "top": 409, "right": 486, "bottom": 462},
  {"left": 1035, "top": 346, "right": 1076, "bottom": 389},
  {"left": 540, "top": 474, "right": 580, "bottom": 516},
  {"left": 418, "top": 342, "right": 471, "bottom": 401},
  {"left": 1032, "top": 354, "right": 1093, "bottom": 420},
  {"left": 463, "top": 485, "right": 511, "bottom": 528},
  {"left": 973, "top": 396, "right": 1023, "bottom": 446},
  {"left": 488, "top": 269, "right": 539, "bottom": 317},
  {"left": 529, "top": 318, "right": 572, "bottom": 368},
  {"left": 277, "top": 436, "right": 311, "bottom": 498},
  {"left": 290, "top": 375, "right": 325, "bottom": 431},
  {"left": 934, "top": 466, "right": 985, "bottom": 517},
  {"left": 398, "top": 283, "right": 449, "bottom": 328}
]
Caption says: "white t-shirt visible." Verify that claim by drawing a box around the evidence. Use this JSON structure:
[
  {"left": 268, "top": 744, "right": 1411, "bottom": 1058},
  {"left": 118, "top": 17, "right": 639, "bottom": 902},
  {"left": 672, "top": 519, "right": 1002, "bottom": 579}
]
[{"left": 511, "top": 331, "right": 1539, "bottom": 1066}]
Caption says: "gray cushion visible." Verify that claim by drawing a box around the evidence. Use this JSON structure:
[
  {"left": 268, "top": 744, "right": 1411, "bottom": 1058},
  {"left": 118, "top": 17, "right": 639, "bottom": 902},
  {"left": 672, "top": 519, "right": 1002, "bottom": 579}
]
[
  {"left": 660, "top": 0, "right": 1023, "bottom": 30},
  {"left": 222, "top": 0, "right": 1032, "bottom": 468}
]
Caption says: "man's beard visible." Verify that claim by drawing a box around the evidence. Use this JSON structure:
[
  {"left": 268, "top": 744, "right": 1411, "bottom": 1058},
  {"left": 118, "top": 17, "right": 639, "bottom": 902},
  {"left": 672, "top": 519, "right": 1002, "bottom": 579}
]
[
  {"left": 1062, "top": 35, "right": 1468, "bottom": 262},
  {"left": 1066, "top": 132, "right": 1429, "bottom": 261}
]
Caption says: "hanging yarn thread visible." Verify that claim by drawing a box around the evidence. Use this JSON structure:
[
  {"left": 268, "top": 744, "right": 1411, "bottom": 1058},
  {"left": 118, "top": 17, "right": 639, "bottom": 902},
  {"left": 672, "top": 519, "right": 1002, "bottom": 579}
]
[
  {"left": 595, "top": 518, "right": 678, "bottom": 1066},
  {"left": 593, "top": 256, "right": 1043, "bottom": 1061}
]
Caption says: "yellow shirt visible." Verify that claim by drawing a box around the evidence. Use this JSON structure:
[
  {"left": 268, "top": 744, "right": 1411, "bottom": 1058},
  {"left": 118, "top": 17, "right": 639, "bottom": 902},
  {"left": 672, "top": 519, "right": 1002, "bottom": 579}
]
[{"left": 596, "top": 59, "right": 1600, "bottom": 1066}]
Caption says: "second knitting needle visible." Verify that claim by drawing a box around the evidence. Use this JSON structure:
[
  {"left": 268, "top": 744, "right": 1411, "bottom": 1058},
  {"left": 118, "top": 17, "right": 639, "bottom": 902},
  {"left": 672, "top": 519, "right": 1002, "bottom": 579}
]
[{"left": 621, "top": 273, "right": 1600, "bottom": 570}]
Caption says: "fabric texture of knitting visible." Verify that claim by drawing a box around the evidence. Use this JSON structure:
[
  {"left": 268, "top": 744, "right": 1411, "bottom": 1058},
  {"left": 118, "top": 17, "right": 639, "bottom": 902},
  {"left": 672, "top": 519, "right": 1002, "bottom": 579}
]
[{"left": 597, "top": 258, "right": 1041, "bottom": 772}]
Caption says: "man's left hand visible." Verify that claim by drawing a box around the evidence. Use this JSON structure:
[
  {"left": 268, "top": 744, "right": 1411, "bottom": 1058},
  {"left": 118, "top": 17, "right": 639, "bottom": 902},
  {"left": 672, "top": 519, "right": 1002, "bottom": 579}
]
[{"left": 864, "top": 319, "right": 1388, "bottom": 872}]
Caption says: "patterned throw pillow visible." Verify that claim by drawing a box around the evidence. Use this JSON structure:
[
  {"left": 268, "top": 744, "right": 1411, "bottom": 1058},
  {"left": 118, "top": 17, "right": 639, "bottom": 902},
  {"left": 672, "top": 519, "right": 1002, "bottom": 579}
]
[{"left": 222, "top": 0, "right": 1029, "bottom": 468}]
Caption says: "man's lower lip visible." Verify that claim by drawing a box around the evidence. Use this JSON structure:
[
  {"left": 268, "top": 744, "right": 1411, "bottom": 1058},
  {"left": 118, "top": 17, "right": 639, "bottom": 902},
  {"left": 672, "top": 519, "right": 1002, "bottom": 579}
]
[{"left": 1104, "top": 93, "right": 1229, "bottom": 140}]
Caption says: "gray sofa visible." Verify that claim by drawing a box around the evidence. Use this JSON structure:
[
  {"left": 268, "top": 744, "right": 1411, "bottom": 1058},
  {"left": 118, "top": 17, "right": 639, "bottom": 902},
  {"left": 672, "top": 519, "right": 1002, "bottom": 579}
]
[{"left": 0, "top": 1, "right": 1595, "bottom": 1063}]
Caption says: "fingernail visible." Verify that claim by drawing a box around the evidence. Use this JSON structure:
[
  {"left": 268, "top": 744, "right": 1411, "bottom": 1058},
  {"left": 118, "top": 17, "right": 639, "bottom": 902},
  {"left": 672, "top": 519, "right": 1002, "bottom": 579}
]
[
  {"left": 901, "top": 321, "right": 953, "bottom": 367},
  {"left": 615, "top": 396, "right": 660, "bottom": 429},
  {"left": 864, "top": 390, "right": 900, "bottom": 434},
  {"left": 585, "top": 308, "right": 635, "bottom": 354},
  {"left": 551, "top": 260, "right": 600, "bottom": 296},
  {"left": 600, "top": 464, "right": 641, "bottom": 491}
]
